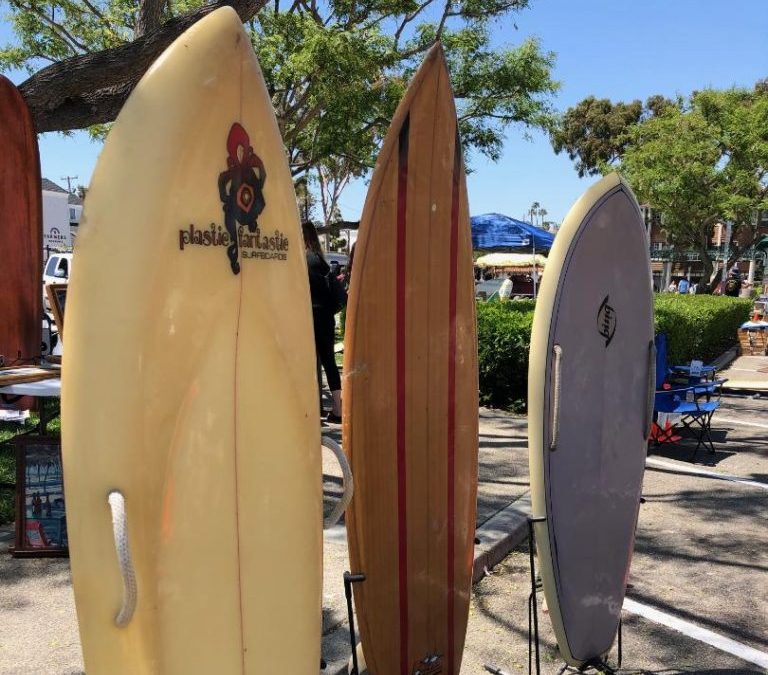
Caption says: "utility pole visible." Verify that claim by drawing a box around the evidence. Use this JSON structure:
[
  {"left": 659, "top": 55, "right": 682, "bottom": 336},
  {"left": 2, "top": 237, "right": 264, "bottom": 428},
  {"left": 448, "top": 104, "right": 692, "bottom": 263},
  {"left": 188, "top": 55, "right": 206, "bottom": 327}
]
[{"left": 61, "top": 175, "right": 78, "bottom": 193}]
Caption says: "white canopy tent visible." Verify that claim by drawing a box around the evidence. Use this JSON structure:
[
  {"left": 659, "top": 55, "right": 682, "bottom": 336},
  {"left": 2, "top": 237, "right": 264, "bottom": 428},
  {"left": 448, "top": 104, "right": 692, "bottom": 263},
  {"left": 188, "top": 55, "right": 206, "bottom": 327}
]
[{"left": 475, "top": 252, "right": 548, "bottom": 269}]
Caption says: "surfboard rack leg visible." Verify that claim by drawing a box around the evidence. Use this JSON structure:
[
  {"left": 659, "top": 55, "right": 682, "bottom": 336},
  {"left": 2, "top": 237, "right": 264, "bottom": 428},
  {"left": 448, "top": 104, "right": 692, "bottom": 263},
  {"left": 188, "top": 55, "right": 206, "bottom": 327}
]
[
  {"left": 553, "top": 619, "right": 623, "bottom": 673},
  {"left": 343, "top": 571, "right": 366, "bottom": 675},
  {"left": 527, "top": 516, "right": 547, "bottom": 675}
]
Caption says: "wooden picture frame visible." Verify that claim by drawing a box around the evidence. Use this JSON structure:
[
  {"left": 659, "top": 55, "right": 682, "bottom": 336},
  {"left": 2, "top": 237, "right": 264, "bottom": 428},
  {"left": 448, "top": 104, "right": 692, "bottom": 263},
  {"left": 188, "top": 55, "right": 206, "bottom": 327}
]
[
  {"left": 45, "top": 283, "right": 67, "bottom": 342},
  {"left": 13, "top": 435, "right": 68, "bottom": 557}
]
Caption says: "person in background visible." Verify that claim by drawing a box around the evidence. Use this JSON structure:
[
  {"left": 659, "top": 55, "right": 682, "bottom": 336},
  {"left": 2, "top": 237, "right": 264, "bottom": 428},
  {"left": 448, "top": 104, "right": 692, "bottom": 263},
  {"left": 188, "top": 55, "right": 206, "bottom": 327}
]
[
  {"left": 329, "top": 259, "right": 340, "bottom": 279},
  {"left": 667, "top": 279, "right": 678, "bottom": 293},
  {"left": 677, "top": 277, "right": 690, "bottom": 294},
  {"left": 689, "top": 281, "right": 698, "bottom": 294},
  {"left": 724, "top": 269, "right": 741, "bottom": 297},
  {"left": 499, "top": 273, "right": 514, "bottom": 302},
  {"left": 302, "top": 221, "right": 342, "bottom": 424},
  {"left": 343, "top": 242, "right": 356, "bottom": 290}
]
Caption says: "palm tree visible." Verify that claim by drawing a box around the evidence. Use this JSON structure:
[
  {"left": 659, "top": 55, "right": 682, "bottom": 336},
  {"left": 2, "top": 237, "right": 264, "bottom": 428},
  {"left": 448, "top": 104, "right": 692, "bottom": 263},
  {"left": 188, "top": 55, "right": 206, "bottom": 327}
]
[
  {"left": 538, "top": 208, "right": 547, "bottom": 227},
  {"left": 529, "top": 201, "right": 540, "bottom": 225}
]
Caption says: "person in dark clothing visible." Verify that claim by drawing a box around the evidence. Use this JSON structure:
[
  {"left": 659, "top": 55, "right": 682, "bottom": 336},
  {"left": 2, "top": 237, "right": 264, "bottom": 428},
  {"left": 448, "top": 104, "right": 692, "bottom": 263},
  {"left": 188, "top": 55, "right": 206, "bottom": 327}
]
[
  {"left": 724, "top": 269, "right": 742, "bottom": 297},
  {"left": 303, "top": 221, "right": 342, "bottom": 423}
]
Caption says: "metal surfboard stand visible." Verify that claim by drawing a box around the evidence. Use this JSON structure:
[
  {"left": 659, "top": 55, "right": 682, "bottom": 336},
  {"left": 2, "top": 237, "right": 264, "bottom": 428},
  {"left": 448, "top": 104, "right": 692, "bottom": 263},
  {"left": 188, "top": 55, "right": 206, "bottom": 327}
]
[
  {"left": 527, "top": 515, "right": 547, "bottom": 675},
  {"left": 344, "top": 571, "right": 366, "bottom": 675},
  {"left": 486, "top": 515, "right": 623, "bottom": 675},
  {"left": 530, "top": 514, "right": 624, "bottom": 675}
]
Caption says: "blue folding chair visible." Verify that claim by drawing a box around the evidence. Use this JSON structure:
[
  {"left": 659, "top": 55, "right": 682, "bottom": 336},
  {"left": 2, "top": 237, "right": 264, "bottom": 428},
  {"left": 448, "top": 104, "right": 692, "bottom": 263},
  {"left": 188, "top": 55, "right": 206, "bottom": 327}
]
[
  {"left": 653, "top": 385, "right": 721, "bottom": 459},
  {"left": 652, "top": 333, "right": 723, "bottom": 460},
  {"left": 655, "top": 332, "right": 717, "bottom": 385}
]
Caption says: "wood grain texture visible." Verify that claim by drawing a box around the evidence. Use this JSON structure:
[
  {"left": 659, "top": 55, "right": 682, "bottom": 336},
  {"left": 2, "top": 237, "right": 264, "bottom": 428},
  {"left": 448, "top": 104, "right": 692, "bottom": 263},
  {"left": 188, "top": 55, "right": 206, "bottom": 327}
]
[
  {"left": 0, "top": 75, "right": 42, "bottom": 369},
  {"left": 343, "top": 44, "right": 478, "bottom": 675}
]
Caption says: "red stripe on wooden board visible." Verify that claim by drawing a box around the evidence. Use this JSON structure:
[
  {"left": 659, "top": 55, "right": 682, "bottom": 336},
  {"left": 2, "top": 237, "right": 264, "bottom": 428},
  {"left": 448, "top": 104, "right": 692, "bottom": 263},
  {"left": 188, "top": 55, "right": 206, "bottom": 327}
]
[
  {"left": 446, "top": 130, "right": 461, "bottom": 674},
  {"left": 396, "top": 115, "right": 410, "bottom": 674}
]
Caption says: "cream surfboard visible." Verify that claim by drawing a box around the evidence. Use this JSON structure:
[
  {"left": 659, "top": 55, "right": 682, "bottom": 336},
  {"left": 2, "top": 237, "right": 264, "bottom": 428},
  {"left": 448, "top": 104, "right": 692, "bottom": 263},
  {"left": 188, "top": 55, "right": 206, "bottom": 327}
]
[
  {"left": 343, "top": 44, "right": 479, "bottom": 675},
  {"left": 528, "top": 173, "right": 654, "bottom": 667},
  {"left": 61, "top": 9, "right": 321, "bottom": 674}
]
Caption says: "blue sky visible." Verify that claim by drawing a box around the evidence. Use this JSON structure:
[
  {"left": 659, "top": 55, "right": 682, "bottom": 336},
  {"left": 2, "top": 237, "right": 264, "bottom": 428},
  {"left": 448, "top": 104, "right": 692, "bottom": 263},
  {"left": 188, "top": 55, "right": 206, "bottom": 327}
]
[{"left": 1, "top": 0, "right": 766, "bottom": 222}]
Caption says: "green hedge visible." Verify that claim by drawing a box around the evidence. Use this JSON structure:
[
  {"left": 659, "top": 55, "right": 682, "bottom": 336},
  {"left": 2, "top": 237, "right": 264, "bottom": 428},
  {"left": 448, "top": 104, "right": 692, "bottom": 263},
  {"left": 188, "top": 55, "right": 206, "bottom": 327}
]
[
  {"left": 477, "top": 302, "right": 534, "bottom": 412},
  {"left": 477, "top": 294, "right": 751, "bottom": 412},
  {"left": 654, "top": 294, "right": 752, "bottom": 364}
]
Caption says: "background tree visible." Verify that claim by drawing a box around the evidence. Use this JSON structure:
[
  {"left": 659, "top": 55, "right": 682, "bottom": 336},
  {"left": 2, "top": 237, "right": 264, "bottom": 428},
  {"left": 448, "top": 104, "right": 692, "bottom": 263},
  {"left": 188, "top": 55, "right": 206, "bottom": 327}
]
[
  {"left": 528, "top": 200, "right": 540, "bottom": 224},
  {"left": 619, "top": 86, "right": 767, "bottom": 290},
  {"left": 549, "top": 94, "right": 676, "bottom": 177},
  {"left": 1, "top": 0, "right": 268, "bottom": 131},
  {"left": 2, "top": 0, "right": 559, "bottom": 215}
]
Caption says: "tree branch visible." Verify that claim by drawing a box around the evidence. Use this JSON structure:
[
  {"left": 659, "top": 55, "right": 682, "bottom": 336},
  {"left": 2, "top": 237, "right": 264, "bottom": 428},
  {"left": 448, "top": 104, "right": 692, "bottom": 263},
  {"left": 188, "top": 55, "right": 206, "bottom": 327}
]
[
  {"left": 394, "top": 0, "right": 437, "bottom": 48},
  {"left": 10, "top": 0, "right": 90, "bottom": 54},
  {"left": 19, "top": 0, "right": 267, "bottom": 132},
  {"left": 283, "top": 103, "right": 322, "bottom": 145},
  {"left": 78, "top": 0, "right": 111, "bottom": 26}
]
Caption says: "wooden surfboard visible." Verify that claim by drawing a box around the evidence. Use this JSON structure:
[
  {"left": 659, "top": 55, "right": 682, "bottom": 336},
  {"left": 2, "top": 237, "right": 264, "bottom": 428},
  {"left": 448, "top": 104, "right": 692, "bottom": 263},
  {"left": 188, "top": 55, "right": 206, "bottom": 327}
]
[
  {"left": 0, "top": 76, "right": 42, "bottom": 373},
  {"left": 342, "top": 44, "right": 478, "bottom": 675},
  {"left": 61, "top": 9, "right": 321, "bottom": 674},
  {"left": 528, "top": 173, "right": 654, "bottom": 667}
]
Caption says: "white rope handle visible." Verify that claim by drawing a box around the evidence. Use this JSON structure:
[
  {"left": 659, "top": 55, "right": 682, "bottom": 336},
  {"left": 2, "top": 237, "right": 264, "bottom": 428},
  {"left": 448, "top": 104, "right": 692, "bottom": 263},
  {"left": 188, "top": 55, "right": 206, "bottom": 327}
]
[
  {"left": 107, "top": 490, "right": 137, "bottom": 627},
  {"left": 322, "top": 436, "right": 353, "bottom": 529},
  {"left": 645, "top": 340, "right": 657, "bottom": 438},
  {"left": 550, "top": 344, "right": 563, "bottom": 451}
]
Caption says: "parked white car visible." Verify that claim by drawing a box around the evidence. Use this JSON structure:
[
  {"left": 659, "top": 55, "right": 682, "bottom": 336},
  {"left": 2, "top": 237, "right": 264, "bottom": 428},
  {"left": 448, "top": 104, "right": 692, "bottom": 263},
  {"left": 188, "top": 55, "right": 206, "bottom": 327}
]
[
  {"left": 43, "top": 252, "right": 73, "bottom": 311},
  {"left": 43, "top": 252, "right": 73, "bottom": 286}
]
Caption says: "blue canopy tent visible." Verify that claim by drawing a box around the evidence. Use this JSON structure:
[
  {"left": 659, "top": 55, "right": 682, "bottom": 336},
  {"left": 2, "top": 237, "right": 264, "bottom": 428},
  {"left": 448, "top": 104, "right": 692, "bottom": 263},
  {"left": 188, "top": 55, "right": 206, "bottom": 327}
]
[{"left": 470, "top": 213, "right": 555, "bottom": 252}]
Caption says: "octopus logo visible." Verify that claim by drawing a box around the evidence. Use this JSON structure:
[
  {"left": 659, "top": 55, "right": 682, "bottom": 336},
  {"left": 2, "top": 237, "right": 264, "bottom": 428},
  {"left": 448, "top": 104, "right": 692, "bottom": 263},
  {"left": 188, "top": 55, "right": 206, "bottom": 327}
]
[{"left": 218, "top": 122, "right": 266, "bottom": 274}]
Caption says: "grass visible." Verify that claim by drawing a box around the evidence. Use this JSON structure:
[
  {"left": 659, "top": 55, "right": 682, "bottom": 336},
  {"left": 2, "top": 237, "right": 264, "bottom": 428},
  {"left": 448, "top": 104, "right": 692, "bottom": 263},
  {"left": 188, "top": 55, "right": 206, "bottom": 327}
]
[{"left": 0, "top": 401, "right": 60, "bottom": 526}]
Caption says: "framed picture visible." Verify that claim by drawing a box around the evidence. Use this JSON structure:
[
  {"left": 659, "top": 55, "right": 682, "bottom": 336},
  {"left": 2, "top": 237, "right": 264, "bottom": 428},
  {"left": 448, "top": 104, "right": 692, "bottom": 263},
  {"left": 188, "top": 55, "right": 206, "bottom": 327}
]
[
  {"left": 45, "top": 283, "right": 67, "bottom": 342},
  {"left": 13, "top": 436, "right": 68, "bottom": 557}
]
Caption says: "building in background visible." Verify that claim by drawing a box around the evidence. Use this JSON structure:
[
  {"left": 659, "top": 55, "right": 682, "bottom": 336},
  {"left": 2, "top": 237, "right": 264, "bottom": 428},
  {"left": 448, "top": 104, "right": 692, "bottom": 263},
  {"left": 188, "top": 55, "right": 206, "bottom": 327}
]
[
  {"left": 642, "top": 205, "right": 768, "bottom": 293},
  {"left": 41, "top": 179, "right": 82, "bottom": 256}
]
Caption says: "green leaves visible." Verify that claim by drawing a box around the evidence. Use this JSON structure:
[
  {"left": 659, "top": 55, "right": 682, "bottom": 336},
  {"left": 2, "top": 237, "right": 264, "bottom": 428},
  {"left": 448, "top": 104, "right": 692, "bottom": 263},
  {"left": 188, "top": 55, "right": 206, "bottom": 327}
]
[
  {"left": 619, "top": 86, "right": 768, "bottom": 274},
  {"left": 477, "top": 301, "right": 534, "bottom": 411},
  {"left": 550, "top": 96, "right": 646, "bottom": 178},
  {"left": 553, "top": 84, "right": 767, "bottom": 289},
  {"left": 3, "top": 0, "right": 558, "bottom": 220},
  {"left": 654, "top": 294, "right": 752, "bottom": 365}
]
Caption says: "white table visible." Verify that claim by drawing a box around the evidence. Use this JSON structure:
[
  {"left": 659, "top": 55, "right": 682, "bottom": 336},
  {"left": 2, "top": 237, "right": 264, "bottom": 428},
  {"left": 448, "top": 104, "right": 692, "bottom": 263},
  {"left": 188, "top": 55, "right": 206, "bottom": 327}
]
[
  {"left": 0, "top": 378, "right": 61, "bottom": 398},
  {"left": 0, "top": 377, "right": 61, "bottom": 433}
]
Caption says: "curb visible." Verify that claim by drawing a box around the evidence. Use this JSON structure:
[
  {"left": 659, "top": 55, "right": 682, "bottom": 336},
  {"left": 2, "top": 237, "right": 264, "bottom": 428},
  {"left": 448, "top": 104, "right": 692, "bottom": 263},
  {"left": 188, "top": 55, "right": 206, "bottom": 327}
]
[
  {"left": 472, "top": 492, "right": 531, "bottom": 583},
  {"left": 325, "top": 492, "right": 532, "bottom": 674},
  {"left": 711, "top": 346, "right": 739, "bottom": 371}
]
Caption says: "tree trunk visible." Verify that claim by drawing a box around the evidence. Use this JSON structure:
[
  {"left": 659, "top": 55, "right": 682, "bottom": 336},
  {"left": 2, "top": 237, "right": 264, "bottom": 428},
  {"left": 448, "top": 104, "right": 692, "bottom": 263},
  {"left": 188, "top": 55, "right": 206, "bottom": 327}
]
[
  {"left": 136, "top": 0, "right": 167, "bottom": 37},
  {"left": 700, "top": 245, "right": 718, "bottom": 293},
  {"left": 19, "top": 0, "right": 266, "bottom": 133}
]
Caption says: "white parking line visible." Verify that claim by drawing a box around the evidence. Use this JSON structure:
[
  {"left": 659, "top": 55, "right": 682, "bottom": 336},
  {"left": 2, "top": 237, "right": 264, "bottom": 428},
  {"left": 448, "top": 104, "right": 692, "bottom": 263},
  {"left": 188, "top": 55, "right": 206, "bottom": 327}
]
[
  {"left": 716, "top": 416, "right": 768, "bottom": 430},
  {"left": 624, "top": 598, "right": 768, "bottom": 669},
  {"left": 646, "top": 458, "right": 768, "bottom": 491}
]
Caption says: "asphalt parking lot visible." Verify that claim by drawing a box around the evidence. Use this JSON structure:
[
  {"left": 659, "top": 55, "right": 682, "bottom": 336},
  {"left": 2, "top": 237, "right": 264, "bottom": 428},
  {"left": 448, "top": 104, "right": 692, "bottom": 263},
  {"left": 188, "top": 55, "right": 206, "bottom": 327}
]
[{"left": 0, "top": 395, "right": 765, "bottom": 674}]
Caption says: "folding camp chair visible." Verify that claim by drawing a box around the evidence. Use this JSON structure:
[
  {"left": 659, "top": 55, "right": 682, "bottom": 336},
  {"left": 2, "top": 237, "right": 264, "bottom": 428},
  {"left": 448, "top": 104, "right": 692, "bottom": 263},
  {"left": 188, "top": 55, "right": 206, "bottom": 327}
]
[
  {"left": 654, "top": 332, "right": 717, "bottom": 386},
  {"left": 654, "top": 332, "right": 728, "bottom": 398},
  {"left": 653, "top": 383, "right": 722, "bottom": 460}
]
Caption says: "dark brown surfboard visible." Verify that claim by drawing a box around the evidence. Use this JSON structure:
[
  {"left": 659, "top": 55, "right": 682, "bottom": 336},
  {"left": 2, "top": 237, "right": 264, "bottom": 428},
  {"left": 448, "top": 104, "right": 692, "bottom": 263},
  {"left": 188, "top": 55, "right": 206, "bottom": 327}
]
[
  {"left": 343, "top": 44, "right": 478, "bottom": 675},
  {"left": 0, "top": 75, "right": 42, "bottom": 375}
]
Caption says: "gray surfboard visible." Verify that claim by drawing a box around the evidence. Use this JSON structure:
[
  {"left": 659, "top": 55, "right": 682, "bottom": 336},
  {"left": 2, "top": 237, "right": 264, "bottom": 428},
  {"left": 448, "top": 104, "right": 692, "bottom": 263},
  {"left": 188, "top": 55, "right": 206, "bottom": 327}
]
[{"left": 528, "top": 173, "right": 655, "bottom": 667}]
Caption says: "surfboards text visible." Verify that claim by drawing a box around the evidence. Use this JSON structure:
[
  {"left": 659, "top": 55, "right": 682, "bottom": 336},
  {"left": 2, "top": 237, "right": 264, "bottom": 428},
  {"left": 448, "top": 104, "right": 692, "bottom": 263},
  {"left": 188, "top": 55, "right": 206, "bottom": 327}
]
[{"left": 179, "top": 223, "right": 289, "bottom": 262}]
